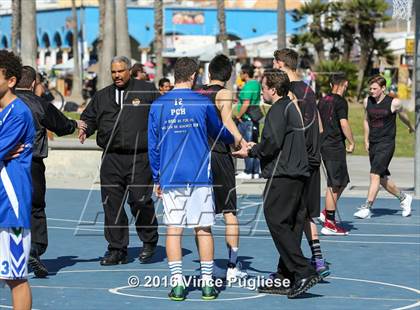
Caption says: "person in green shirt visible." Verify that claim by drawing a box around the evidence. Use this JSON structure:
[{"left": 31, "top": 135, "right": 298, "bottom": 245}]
[{"left": 235, "top": 64, "right": 261, "bottom": 179}]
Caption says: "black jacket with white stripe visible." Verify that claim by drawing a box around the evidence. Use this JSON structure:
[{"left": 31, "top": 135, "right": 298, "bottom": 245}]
[{"left": 81, "top": 78, "right": 157, "bottom": 153}]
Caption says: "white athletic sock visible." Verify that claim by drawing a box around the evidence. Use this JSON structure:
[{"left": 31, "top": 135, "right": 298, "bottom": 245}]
[
  {"left": 168, "top": 260, "right": 183, "bottom": 286},
  {"left": 228, "top": 247, "right": 239, "bottom": 265},
  {"left": 200, "top": 260, "right": 213, "bottom": 286}
]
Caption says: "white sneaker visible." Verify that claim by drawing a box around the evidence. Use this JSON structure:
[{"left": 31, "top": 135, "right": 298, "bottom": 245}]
[
  {"left": 252, "top": 173, "right": 260, "bottom": 179},
  {"left": 226, "top": 263, "right": 248, "bottom": 282},
  {"left": 400, "top": 194, "right": 412, "bottom": 217},
  {"left": 354, "top": 204, "right": 372, "bottom": 219},
  {"left": 235, "top": 172, "right": 252, "bottom": 179}
]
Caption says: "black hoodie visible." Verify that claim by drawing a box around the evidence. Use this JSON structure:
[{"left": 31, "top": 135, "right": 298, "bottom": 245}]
[
  {"left": 249, "top": 97, "right": 309, "bottom": 179},
  {"left": 16, "top": 90, "right": 77, "bottom": 159}
]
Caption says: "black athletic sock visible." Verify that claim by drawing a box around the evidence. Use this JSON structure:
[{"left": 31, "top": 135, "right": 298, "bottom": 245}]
[
  {"left": 326, "top": 210, "right": 335, "bottom": 222},
  {"left": 397, "top": 192, "right": 406, "bottom": 202},
  {"left": 309, "top": 239, "right": 323, "bottom": 260},
  {"left": 366, "top": 200, "right": 373, "bottom": 208}
]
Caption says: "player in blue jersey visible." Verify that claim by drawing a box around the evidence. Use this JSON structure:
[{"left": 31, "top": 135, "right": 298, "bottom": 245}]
[
  {"left": 148, "top": 57, "right": 238, "bottom": 301},
  {"left": 0, "top": 50, "right": 35, "bottom": 310}
]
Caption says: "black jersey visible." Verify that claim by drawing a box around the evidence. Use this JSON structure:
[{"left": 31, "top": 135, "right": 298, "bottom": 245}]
[
  {"left": 198, "top": 84, "right": 230, "bottom": 154},
  {"left": 318, "top": 93, "right": 348, "bottom": 160},
  {"left": 366, "top": 95, "right": 396, "bottom": 144},
  {"left": 290, "top": 81, "right": 321, "bottom": 169}
]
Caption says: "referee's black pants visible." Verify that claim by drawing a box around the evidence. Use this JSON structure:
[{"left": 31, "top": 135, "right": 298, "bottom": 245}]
[
  {"left": 100, "top": 152, "right": 159, "bottom": 253},
  {"left": 263, "top": 176, "right": 316, "bottom": 282},
  {"left": 30, "top": 158, "right": 48, "bottom": 257}
]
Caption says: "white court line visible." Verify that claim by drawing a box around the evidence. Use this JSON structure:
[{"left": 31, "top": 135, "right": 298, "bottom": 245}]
[
  {"left": 30, "top": 269, "right": 420, "bottom": 308},
  {"left": 48, "top": 215, "right": 420, "bottom": 228},
  {"left": 0, "top": 306, "right": 40, "bottom": 310},
  {"left": 323, "top": 296, "right": 418, "bottom": 302},
  {"left": 47, "top": 225, "right": 420, "bottom": 245},
  {"left": 330, "top": 276, "right": 420, "bottom": 310},
  {"left": 55, "top": 268, "right": 195, "bottom": 274},
  {"left": 249, "top": 219, "right": 420, "bottom": 227},
  {"left": 109, "top": 285, "right": 265, "bottom": 302},
  {"left": 212, "top": 235, "right": 420, "bottom": 245},
  {"left": 33, "top": 285, "right": 108, "bottom": 290},
  {"left": 212, "top": 225, "right": 420, "bottom": 238}
]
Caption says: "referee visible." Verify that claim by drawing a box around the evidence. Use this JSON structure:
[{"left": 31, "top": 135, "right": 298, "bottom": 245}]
[
  {"left": 80, "top": 56, "right": 159, "bottom": 265},
  {"left": 16, "top": 66, "right": 85, "bottom": 277}
]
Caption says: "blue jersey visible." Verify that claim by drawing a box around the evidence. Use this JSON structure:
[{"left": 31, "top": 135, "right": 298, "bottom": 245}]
[
  {"left": 148, "top": 88, "right": 234, "bottom": 188},
  {"left": 0, "top": 98, "right": 35, "bottom": 228}
]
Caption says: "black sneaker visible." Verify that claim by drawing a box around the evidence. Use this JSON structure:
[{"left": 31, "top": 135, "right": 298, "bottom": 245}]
[
  {"left": 100, "top": 251, "right": 128, "bottom": 266},
  {"left": 287, "top": 274, "right": 320, "bottom": 299},
  {"left": 139, "top": 243, "right": 156, "bottom": 263},
  {"left": 258, "top": 281, "right": 291, "bottom": 295},
  {"left": 28, "top": 255, "right": 49, "bottom": 278}
]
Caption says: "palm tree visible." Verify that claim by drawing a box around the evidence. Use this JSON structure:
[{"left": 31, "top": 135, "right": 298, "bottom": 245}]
[
  {"left": 98, "top": 0, "right": 115, "bottom": 89},
  {"left": 277, "top": 0, "right": 286, "bottom": 50},
  {"left": 11, "top": 0, "right": 21, "bottom": 54},
  {"left": 20, "top": 0, "right": 36, "bottom": 67},
  {"left": 71, "top": 0, "right": 82, "bottom": 102},
  {"left": 346, "top": 0, "right": 390, "bottom": 98},
  {"left": 291, "top": 0, "right": 329, "bottom": 62},
  {"left": 217, "top": 0, "right": 228, "bottom": 55},
  {"left": 115, "top": 0, "right": 131, "bottom": 59},
  {"left": 333, "top": 1, "right": 356, "bottom": 62},
  {"left": 154, "top": 0, "right": 163, "bottom": 83}
]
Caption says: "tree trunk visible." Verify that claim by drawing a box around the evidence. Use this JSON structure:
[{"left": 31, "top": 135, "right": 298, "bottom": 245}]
[
  {"left": 115, "top": 0, "right": 131, "bottom": 59},
  {"left": 356, "top": 48, "right": 370, "bottom": 100},
  {"left": 154, "top": 0, "right": 163, "bottom": 83},
  {"left": 98, "top": 0, "right": 115, "bottom": 89},
  {"left": 217, "top": 0, "right": 228, "bottom": 55},
  {"left": 21, "top": 0, "right": 36, "bottom": 68},
  {"left": 98, "top": 0, "right": 105, "bottom": 59},
  {"left": 314, "top": 41, "right": 325, "bottom": 62},
  {"left": 11, "top": 0, "right": 21, "bottom": 54},
  {"left": 342, "top": 25, "right": 355, "bottom": 62},
  {"left": 71, "top": 0, "right": 83, "bottom": 103},
  {"left": 277, "top": 0, "right": 286, "bottom": 50}
]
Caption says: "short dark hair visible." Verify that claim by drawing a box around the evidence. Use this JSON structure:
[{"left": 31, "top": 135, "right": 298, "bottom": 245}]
[
  {"left": 274, "top": 48, "right": 298, "bottom": 71},
  {"left": 158, "top": 77, "right": 170, "bottom": 88},
  {"left": 329, "top": 72, "right": 347, "bottom": 86},
  {"left": 174, "top": 57, "right": 199, "bottom": 83},
  {"left": 16, "top": 65, "right": 37, "bottom": 88},
  {"left": 368, "top": 75, "right": 386, "bottom": 87},
  {"left": 263, "top": 68, "right": 290, "bottom": 97},
  {"left": 241, "top": 64, "right": 254, "bottom": 78},
  {"left": 131, "top": 62, "right": 144, "bottom": 78},
  {"left": 209, "top": 54, "right": 232, "bottom": 82},
  {"left": 0, "top": 50, "right": 22, "bottom": 87}
]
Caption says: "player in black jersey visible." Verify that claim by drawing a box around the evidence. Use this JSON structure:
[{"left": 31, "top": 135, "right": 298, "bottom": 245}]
[
  {"left": 318, "top": 73, "right": 355, "bottom": 236},
  {"left": 354, "top": 75, "right": 415, "bottom": 219},
  {"left": 198, "top": 55, "right": 248, "bottom": 281},
  {"left": 273, "top": 48, "right": 329, "bottom": 278}
]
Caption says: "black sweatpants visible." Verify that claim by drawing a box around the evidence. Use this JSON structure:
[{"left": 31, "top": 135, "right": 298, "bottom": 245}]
[
  {"left": 263, "top": 176, "right": 316, "bottom": 282},
  {"left": 31, "top": 158, "right": 48, "bottom": 257},
  {"left": 100, "top": 152, "right": 158, "bottom": 253}
]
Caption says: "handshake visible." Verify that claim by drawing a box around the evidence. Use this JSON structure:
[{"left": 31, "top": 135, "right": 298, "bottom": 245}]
[{"left": 232, "top": 141, "right": 256, "bottom": 158}]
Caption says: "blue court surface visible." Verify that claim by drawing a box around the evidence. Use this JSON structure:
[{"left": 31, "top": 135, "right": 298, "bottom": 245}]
[{"left": 1, "top": 189, "right": 419, "bottom": 309}]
